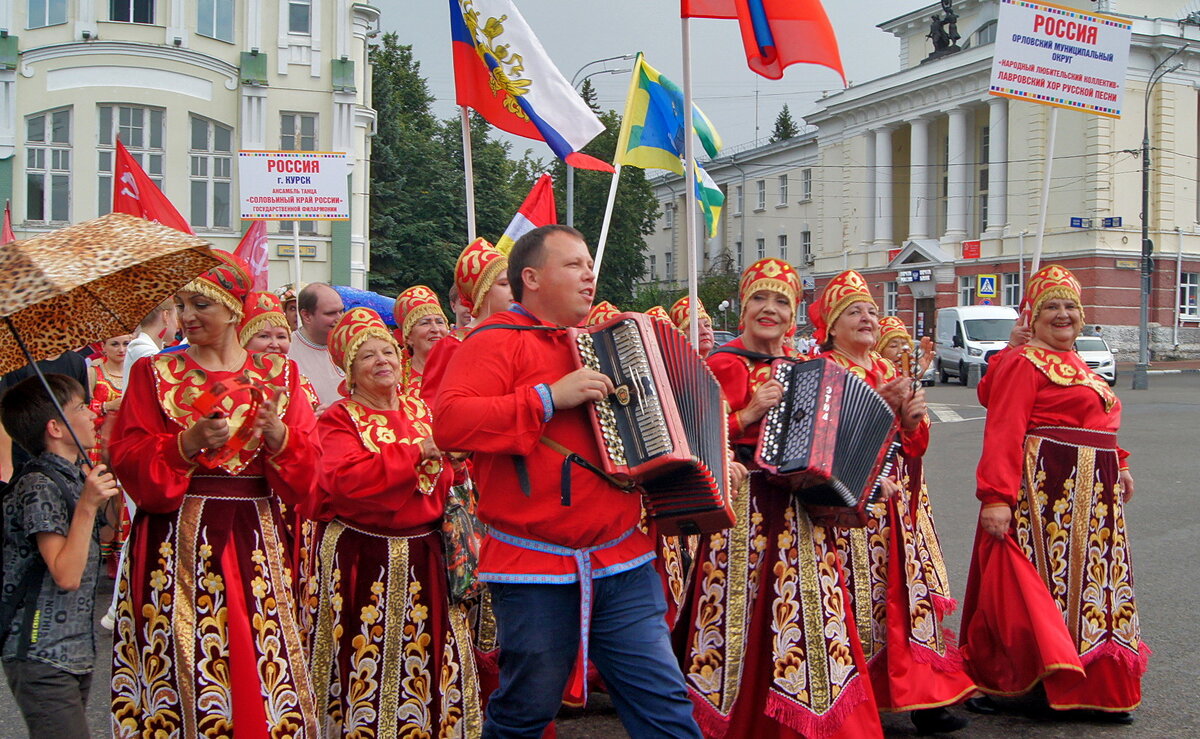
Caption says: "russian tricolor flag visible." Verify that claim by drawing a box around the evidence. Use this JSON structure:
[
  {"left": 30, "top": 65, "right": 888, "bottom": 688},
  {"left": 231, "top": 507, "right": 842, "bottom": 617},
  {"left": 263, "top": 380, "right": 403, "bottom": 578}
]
[{"left": 450, "top": 0, "right": 614, "bottom": 172}]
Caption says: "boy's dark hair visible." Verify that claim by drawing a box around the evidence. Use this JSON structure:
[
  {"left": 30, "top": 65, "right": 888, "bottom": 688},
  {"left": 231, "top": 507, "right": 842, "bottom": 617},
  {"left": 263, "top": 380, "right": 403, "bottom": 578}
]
[
  {"left": 0, "top": 374, "right": 85, "bottom": 456},
  {"left": 507, "top": 225, "right": 585, "bottom": 302}
]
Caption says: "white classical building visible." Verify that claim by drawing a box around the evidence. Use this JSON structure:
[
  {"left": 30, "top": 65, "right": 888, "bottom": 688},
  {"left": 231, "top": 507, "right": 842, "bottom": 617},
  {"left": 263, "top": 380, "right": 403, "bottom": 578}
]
[
  {"left": 646, "top": 0, "right": 1200, "bottom": 358},
  {"left": 3, "top": 0, "right": 378, "bottom": 287}
]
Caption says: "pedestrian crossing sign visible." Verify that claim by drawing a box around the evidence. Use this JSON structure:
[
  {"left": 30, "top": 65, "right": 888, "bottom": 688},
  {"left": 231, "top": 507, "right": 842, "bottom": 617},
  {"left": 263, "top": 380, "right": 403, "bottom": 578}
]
[{"left": 977, "top": 274, "right": 997, "bottom": 298}]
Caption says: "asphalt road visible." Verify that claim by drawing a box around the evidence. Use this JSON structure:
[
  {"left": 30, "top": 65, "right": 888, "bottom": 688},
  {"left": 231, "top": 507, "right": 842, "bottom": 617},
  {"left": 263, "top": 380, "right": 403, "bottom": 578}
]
[{"left": 2, "top": 375, "right": 1196, "bottom": 737}]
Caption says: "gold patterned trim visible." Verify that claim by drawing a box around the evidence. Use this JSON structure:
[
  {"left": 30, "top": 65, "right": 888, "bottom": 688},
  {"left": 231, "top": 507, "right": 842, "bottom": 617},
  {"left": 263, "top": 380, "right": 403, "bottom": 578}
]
[
  {"left": 847, "top": 528, "right": 874, "bottom": 659},
  {"left": 1065, "top": 445, "right": 1095, "bottom": 646},
  {"left": 174, "top": 498, "right": 201, "bottom": 738},
  {"left": 449, "top": 603, "right": 484, "bottom": 736},
  {"left": 1018, "top": 346, "right": 1116, "bottom": 411},
  {"left": 471, "top": 257, "right": 508, "bottom": 317},
  {"left": 721, "top": 477, "right": 754, "bottom": 708},
  {"left": 310, "top": 520, "right": 346, "bottom": 721},
  {"left": 238, "top": 311, "right": 289, "bottom": 347},
  {"left": 182, "top": 277, "right": 244, "bottom": 321},
  {"left": 796, "top": 513, "right": 831, "bottom": 711},
  {"left": 377, "top": 536, "right": 410, "bottom": 738}
]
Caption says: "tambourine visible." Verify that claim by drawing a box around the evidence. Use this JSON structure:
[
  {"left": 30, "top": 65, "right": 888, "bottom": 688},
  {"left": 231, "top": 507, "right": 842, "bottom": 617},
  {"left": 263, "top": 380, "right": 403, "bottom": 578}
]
[{"left": 191, "top": 376, "right": 267, "bottom": 468}]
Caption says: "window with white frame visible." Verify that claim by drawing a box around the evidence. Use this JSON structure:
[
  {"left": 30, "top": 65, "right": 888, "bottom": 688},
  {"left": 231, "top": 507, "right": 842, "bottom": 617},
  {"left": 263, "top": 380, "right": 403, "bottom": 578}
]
[
  {"left": 755, "top": 237, "right": 765, "bottom": 260},
  {"left": 28, "top": 0, "right": 67, "bottom": 27},
  {"left": 801, "top": 230, "right": 812, "bottom": 261},
  {"left": 733, "top": 185, "right": 743, "bottom": 215},
  {"left": 801, "top": 168, "right": 812, "bottom": 201},
  {"left": 649, "top": 254, "right": 657, "bottom": 281},
  {"left": 778, "top": 234, "right": 787, "bottom": 261},
  {"left": 288, "top": 0, "right": 311, "bottom": 34},
  {"left": 665, "top": 251, "right": 673, "bottom": 281},
  {"left": 1180, "top": 272, "right": 1199, "bottom": 317},
  {"left": 735, "top": 240, "right": 743, "bottom": 271},
  {"left": 98, "top": 105, "right": 164, "bottom": 215},
  {"left": 977, "top": 125, "right": 990, "bottom": 234},
  {"left": 755, "top": 180, "right": 766, "bottom": 210},
  {"left": 884, "top": 281, "right": 898, "bottom": 315},
  {"left": 958, "top": 275, "right": 976, "bottom": 305},
  {"left": 280, "top": 112, "right": 317, "bottom": 233},
  {"left": 777, "top": 174, "right": 788, "bottom": 206},
  {"left": 110, "top": 0, "right": 154, "bottom": 23},
  {"left": 25, "top": 109, "right": 71, "bottom": 223},
  {"left": 1002, "top": 272, "right": 1022, "bottom": 307},
  {"left": 198, "top": 0, "right": 234, "bottom": 41},
  {"left": 189, "top": 116, "right": 233, "bottom": 230},
  {"left": 664, "top": 202, "right": 674, "bottom": 229}
]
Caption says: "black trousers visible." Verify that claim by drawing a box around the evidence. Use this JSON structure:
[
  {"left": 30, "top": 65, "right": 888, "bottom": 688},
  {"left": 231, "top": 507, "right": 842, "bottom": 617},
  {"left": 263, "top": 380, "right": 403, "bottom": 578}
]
[{"left": 3, "top": 659, "right": 92, "bottom": 738}]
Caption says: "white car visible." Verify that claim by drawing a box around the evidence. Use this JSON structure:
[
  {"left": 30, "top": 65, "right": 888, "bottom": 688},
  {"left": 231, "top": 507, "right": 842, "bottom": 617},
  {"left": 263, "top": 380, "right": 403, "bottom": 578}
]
[{"left": 1074, "top": 335, "right": 1117, "bottom": 386}]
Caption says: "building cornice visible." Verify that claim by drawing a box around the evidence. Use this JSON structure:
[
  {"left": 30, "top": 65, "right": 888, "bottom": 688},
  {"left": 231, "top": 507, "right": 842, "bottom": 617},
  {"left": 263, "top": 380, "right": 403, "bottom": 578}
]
[
  {"left": 20, "top": 41, "right": 239, "bottom": 90},
  {"left": 879, "top": 0, "right": 991, "bottom": 38}
]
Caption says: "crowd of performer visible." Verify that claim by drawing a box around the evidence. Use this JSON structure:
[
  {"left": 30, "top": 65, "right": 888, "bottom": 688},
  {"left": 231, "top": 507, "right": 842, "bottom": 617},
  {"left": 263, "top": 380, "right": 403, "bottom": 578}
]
[{"left": 0, "top": 224, "right": 1147, "bottom": 738}]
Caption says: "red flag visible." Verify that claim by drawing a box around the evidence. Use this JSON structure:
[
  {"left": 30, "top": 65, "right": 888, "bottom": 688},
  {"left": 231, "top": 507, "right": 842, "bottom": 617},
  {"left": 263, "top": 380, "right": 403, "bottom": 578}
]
[
  {"left": 112, "top": 140, "right": 194, "bottom": 234},
  {"left": 234, "top": 220, "right": 270, "bottom": 290},
  {"left": 682, "top": 0, "right": 845, "bottom": 82},
  {"left": 2, "top": 201, "right": 15, "bottom": 245}
]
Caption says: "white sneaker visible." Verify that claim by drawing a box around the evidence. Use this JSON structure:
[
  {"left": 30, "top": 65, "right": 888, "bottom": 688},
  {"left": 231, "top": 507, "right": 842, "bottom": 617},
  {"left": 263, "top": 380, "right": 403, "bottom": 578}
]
[{"left": 100, "top": 611, "right": 115, "bottom": 631}]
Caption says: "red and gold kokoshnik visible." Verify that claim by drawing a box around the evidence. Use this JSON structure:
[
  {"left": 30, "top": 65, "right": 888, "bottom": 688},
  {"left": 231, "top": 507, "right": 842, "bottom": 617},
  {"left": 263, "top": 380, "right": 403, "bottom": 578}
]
[
  {"left": 809, "top": 269, "right": 875, "bottom": 344},
  {"left": 586, "top": 300, "right": 621, "bottom": 326},
  {"left": 328, "top": 307, "right": 399, "bottom": 378},
  {"left": 238, "top": 291, "right": 290, "bottom": 347},
  {"left": 454, "top": 238, "right": 508, "bottom": 318},
  {"left": 645, "top": 305, "right": 671, "bottom": 323},
  {"left": 182, "top": 249, "right": 253, "bottom": 320},
  {"left": 669, "top": 296, "right": 710, "bottom": 331},
  {"left": 1025, "top": 264, "right": 1085, "bottom": 322},
  {"left": 393, "top": 285, "right": 447, "bottom": 343},
  {"left": 875, "top": 315, "right": 911, "bottom": 353},
  {"left": 738, "top": 257, "right": 802, "bottom": 310}
]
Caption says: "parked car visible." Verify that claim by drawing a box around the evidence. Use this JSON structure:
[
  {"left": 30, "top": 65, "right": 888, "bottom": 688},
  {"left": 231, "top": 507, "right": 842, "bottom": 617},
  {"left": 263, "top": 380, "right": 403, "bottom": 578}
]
[
  {"left": 711, "top": 330, "right": 736, "bottom": 351},
  {"left": 1074, "top": 335, "right": 1117, "bottom": 386},
  {"left": 935, "top": 305, "right": 1018, "bottom": 385}
]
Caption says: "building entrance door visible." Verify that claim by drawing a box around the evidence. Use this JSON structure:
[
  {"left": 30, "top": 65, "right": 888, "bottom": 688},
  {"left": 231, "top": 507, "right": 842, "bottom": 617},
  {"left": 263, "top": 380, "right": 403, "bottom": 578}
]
[{"left": 914, "top": 298, "right": 936, "bottom": 340}]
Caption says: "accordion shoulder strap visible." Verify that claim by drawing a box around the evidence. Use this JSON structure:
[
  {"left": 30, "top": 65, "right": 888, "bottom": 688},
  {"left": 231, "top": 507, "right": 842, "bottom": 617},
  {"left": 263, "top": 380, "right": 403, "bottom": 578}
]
[
  {"left": 463, "top": 323, "right": 564, "bottom": 339},
  {"left": 512, "top": 436, "right": 637, "bottom": 507},
  {"left": 707, "top": 346, "right": 791, "bottom": 363}
]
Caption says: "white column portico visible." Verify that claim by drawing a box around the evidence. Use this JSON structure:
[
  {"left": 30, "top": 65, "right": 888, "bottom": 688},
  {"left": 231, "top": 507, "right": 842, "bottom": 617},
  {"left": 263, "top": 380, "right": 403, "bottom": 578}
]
[
  {"left": 986, "top": 97, "right": 1009, "bottom": 236},
  {"left": 874, "top": 125, "right": 894, "bottom": 246},
  {"left": 945, "top": 106, "right": 970, "bottom": 242},
  {"left": 864, "top": 128, "right": 876, "bottom": 245},
  {"left": 909, "top": 117, "right": 931, "bottom": 240}
]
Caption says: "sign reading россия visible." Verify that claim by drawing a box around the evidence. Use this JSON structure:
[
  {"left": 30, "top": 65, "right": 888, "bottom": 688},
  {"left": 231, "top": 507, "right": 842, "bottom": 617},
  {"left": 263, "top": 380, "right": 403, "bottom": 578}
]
[
  {"left": 238, "top": 151, "right": 350, "bottom": 220},
  {"left": 989, "top": 0, "right": 1132, "bottom": 118}
]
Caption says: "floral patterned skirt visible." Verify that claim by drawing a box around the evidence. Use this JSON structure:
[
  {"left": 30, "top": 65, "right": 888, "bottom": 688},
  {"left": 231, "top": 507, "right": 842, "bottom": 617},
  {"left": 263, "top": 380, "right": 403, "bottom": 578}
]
[
  {"left": 308, "top": 519, "right": 482, "bottom": 738},
  {"left": 677, "top": 470, "right": 882, "bottom": 738},
  {"left": 111, "top": 479, "right": 319, "bottom": 738}
]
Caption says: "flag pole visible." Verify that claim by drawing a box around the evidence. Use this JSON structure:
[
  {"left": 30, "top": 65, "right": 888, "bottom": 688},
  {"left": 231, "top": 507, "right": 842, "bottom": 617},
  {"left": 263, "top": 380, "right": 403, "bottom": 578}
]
[
  {"left": 681, "top": 18, "right": 701, "bottom": 348},
  {"left": 1030, "top": 106, "right": 1058, "bottom": 275},
  {"left": 292, "top": 220, "right": 301, "bottom": 290},
  {"left": 593, "top": 166, "right": 621, "bottom": 279},
  {"left": 461, "top": 106, "right": 477, "bottom": 241}
]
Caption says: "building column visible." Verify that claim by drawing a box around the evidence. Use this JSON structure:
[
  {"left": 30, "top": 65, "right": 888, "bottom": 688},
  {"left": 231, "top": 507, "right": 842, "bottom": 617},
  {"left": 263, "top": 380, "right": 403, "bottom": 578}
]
[
  {"left": 985, "top": 97, "right": 1009, "bottom": 236},
  {"left": 864, "top": 129, "right": 876, "bottom": 245},
  {"left": 874, "top": 124, "right": 894, "bottom": 246},
  {"left": 945, "top": 106, "right": 970, "bottom": 242},
  {"left": 909, "top": 117, "right": 931, "bottom": 240}
]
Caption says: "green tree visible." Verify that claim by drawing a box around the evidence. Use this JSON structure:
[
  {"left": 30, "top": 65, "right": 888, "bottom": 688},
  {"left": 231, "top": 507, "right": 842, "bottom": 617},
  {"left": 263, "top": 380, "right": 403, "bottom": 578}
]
[
  {"left": 770, "top": 104, "right": 801, "bottom": 143},
  {"left": 551, "top": 79, "right": 660, "bottom": 307}
]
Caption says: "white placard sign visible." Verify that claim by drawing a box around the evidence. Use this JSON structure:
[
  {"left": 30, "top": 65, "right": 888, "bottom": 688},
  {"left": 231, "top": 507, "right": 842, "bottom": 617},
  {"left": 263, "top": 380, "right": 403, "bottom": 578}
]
[
  {"left": 239, "top": 151, "right": 350, "bottom": 220},
  {"left": 989, "top": 0, "right": 1132, "bottom": 118}
]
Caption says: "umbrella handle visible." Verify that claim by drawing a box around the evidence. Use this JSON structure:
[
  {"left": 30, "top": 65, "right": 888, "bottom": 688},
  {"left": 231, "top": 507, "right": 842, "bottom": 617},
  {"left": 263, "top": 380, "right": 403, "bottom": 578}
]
[{"left": 3, "top": 317, "right": 93, "bottom": 467}]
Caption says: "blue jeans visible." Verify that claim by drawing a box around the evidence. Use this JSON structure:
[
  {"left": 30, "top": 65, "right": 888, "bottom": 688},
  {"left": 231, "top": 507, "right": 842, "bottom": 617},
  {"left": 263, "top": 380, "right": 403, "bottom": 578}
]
[{"left": 483, "top": 561, "right": 701, "bottom": 739}]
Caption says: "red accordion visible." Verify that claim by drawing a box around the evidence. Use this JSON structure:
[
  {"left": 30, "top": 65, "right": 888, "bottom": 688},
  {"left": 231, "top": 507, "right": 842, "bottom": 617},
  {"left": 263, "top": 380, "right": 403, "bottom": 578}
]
[
  {"left": 754, "top": 358, "right": 899, "bottom": 527},
  {"left": 569, "top": 313, "right": 734, "bottom": 536}
]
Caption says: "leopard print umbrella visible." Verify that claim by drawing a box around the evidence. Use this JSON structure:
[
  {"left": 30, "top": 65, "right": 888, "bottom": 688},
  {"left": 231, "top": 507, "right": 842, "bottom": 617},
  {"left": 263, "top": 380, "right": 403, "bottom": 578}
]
[{"left": 0, "top": 212, "right": 218, "bottom": 374}]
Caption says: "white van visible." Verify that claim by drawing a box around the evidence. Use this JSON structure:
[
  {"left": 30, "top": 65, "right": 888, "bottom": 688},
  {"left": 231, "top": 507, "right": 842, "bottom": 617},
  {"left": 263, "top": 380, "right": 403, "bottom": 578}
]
[{"left": 934, "top": 305, "right": 1018, "bottom": 384}]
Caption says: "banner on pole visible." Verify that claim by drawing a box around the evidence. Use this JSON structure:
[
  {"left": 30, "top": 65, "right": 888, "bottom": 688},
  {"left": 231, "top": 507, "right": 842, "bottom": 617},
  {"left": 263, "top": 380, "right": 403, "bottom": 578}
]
[
  {"left": 989, "top": 0, "right": 1132, "bottom": 118},
  {"left": 239, "top": 151, "right": 349, "bottom": 220}
]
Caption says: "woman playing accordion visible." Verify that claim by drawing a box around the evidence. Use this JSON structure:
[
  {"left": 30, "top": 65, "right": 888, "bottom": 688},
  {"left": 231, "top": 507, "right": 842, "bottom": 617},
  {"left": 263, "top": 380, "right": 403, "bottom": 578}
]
[
  {"left": 960, "top": 265, "right": 1148, "bottom": 723},
  {"left": 676, "top": 258, "right": 884, "bottom": 738}
]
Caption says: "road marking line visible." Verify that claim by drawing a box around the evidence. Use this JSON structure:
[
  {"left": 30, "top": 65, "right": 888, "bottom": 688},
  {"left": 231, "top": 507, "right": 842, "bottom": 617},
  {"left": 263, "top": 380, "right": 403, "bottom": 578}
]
[{"left": 927, "top": 403, "right": 963, "bottom": 423}]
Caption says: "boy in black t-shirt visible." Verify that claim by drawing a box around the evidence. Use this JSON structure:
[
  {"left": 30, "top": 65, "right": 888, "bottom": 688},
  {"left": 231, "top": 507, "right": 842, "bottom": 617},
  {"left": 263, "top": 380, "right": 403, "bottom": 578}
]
[{"left": 0, "top": 374, "right": 118, "bottom": 737}]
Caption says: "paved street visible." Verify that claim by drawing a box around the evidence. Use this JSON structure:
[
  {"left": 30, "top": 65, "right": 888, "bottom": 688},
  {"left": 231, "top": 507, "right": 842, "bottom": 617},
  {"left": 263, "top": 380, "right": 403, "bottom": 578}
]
[{"left": 2, "top": 375, "right": 1196, "bottom": 737}]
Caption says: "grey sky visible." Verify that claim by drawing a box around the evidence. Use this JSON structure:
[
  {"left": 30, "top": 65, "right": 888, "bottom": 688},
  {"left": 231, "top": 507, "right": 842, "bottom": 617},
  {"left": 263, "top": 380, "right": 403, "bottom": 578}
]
[{"left": 377, "top": 0, "right": 920, "bottom": 160}]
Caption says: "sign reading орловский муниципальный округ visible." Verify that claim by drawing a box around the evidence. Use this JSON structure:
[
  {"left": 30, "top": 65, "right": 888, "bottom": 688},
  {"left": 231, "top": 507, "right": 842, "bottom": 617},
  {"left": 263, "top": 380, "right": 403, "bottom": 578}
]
[{"left": 989, "top": 0, "right": 1132, "bottom": 118}]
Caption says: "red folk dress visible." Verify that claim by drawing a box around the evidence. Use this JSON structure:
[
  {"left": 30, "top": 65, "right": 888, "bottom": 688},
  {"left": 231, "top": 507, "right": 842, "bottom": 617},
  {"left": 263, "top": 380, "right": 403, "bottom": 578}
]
[
  {"left": 817, "top": 350, "right": 975, "bottom": 712},
  {"left": 306, "top": 394, "right": 482, "bottom": 737},
  {"left": 109, "top": 351, "right": 319, "bottom": 738},
  {"left": 90, "top": 362, "right": 128, "bottom": 562},
  {"left": 960, "top": 345, "right": 1148, "bottom": 712},
  {"left": 676, "top": 338, "right": 882, "bottom": 739}
]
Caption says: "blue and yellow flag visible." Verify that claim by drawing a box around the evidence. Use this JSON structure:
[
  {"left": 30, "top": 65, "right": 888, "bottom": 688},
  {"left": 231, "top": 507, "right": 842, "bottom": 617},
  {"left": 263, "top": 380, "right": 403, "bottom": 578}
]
[{"left": 614, "top": 54, "right": 723, "bottom": 173}]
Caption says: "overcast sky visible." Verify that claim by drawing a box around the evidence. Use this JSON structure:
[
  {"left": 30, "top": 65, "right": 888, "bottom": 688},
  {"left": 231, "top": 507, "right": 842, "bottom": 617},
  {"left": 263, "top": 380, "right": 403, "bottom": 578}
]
[{"left": 375, "top": 0, "right": 921, "bottom": 160}]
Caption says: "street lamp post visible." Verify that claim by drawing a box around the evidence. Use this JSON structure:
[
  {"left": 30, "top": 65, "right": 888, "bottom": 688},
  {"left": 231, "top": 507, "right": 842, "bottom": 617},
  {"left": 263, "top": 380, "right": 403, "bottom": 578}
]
[
  {"left": 1133, "top": 45, "right": 1186, "bottom": 390},
  {"left": 566, "top": 54, "right": 634, "bottom": 227}
]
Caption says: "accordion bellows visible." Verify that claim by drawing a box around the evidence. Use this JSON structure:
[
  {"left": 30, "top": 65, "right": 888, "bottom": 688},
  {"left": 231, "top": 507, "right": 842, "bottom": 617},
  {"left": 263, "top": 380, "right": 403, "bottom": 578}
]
[
  {"left": 756, "top": 358, "right": 899, "bottom": 528},
  {"left": 570, "top": 313, "right": 734, "bottom": 536}
]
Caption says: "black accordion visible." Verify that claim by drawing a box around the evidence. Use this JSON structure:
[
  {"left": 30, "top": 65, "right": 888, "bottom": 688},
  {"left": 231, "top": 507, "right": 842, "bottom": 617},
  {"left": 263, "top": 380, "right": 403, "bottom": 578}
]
[
  {"left": 755, "top": 358, "right": 900, "bottom": 527},
  {"left": 569, "top": 313, "right": 734, "bottom": 536}
]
